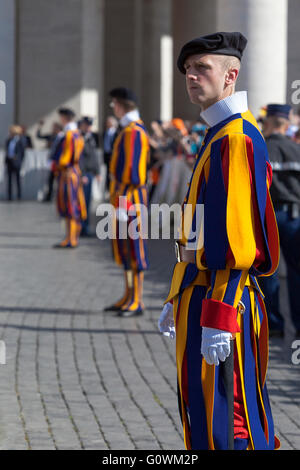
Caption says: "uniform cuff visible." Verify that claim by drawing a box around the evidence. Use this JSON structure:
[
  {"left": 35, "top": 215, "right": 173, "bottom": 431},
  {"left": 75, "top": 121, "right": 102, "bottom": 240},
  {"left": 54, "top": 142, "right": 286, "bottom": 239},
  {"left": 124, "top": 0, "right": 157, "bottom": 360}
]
[{"left": 200, "top": 298, "right": 241, "bottom": 333}]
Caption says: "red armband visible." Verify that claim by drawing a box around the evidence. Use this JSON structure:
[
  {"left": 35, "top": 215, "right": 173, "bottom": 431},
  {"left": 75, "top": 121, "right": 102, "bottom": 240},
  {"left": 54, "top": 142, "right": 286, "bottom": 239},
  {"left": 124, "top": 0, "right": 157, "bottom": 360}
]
[{"left": 200, "top": 298, "right": 241, "bottom": 333}]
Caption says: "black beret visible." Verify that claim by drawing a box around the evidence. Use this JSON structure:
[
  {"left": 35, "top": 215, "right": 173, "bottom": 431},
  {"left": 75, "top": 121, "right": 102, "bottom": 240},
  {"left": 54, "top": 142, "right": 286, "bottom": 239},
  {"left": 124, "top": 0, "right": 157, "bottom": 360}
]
[
  {"left": 266, "top": 104, "right": 291, "bottom": 119},
  {"left": 109, "top": 87, "right": 138, "bottom": 104},
  {"left": 177, "top": 31, "right": 247, "bottom": 74},
  {"left": 81, "top": 116, "right": 93, "bottom": 126},
  {"left": 58, "top": 107, "right": 75, "bottom": 119}
]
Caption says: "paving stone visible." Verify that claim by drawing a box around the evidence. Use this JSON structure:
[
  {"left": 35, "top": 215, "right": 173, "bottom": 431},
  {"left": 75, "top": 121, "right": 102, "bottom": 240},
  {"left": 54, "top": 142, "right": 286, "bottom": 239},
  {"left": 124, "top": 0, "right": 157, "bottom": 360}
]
[{"left": 0, "top": 202, "right": 298, "bottom": 450}]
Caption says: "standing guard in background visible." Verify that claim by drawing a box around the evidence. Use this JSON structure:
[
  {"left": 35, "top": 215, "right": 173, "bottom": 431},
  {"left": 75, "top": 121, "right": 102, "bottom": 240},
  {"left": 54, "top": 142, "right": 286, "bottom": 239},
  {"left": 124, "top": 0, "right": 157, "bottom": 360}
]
[
  {"left": 158, "top": 32, "right": 280, "bottom": 450},
  {"left": 52, "top": 108, "right": 87, "bottom": 248},
  {"left": 260, "top": 104, "right": 300, "bottom": 338},
  {"left": 104, "top": 88, "right": 149, "bottom": 318}
]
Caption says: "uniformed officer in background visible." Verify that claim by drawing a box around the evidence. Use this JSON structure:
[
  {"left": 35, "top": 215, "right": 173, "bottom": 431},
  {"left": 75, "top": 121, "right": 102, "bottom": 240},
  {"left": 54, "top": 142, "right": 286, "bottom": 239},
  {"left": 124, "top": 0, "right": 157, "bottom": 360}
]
[
  {"left": 104, "top": 87, "right": 149, "bottom": 318},
  {"left": 52, "top": 108, "right": 87, "bottom": 248},
  {"left": 260, "top": 104, "right": 300, "bottom": 338}
]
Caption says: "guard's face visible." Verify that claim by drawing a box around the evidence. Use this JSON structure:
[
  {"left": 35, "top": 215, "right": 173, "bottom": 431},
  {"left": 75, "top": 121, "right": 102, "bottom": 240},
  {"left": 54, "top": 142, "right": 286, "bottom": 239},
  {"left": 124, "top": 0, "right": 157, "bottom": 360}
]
[
  {"left": 184, "top": 53, "right": 227, "bottom": 110},
  {"left": 59, "top": 115, "right": 68, "bottom": 127},
  {"left": 110, "top": 99, "right": 125, "bottom": 120}
]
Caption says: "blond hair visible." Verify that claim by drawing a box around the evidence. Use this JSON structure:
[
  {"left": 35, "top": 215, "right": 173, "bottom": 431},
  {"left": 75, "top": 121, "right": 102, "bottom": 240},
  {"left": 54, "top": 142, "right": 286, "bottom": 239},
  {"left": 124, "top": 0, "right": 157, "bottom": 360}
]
[{"left": 10, "top": 125, "right": 23, "bottom": 136}]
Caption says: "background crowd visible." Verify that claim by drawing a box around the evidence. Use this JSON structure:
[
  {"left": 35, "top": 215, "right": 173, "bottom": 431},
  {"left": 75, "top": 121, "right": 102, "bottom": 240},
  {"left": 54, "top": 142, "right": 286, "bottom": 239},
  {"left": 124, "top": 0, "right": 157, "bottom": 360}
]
[
  {"left": 4, "top": 105, "right": 300, "bottom": 205},
  {"left": 3, "top": 102, "right": 300, "bottom": 338}
]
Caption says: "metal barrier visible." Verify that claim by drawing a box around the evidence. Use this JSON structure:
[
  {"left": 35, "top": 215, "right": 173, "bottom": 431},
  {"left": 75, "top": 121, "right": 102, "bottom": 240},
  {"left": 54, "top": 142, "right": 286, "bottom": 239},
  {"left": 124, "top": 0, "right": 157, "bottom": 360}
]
[
  {"left": 150, "top": 156, "right": 192, "bottom": 205},
  {"left": 0, "top": 149, "right": 106, "bottom": 202}
]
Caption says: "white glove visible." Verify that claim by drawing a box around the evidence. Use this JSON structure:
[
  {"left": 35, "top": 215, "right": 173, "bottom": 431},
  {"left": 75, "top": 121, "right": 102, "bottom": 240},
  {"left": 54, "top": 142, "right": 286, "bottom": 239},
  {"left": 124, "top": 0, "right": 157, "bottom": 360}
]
[
  {"left": 201, "top": 327, "right": 232, "bottom": 366},
  {"left": 158, "top": 302, "right": 175, "bottom": 339},
  {"left": 116, "top": 207, "right": 128, "bottom": 222}
]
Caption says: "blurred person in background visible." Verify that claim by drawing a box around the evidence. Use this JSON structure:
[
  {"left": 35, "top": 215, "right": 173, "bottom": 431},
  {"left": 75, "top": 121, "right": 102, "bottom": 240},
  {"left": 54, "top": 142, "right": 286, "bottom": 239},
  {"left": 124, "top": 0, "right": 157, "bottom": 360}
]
[
  {"left": 190, "top": 121, "right": 206, "bottom": 153},
  {"left": 36, "top": 120, "right": 63, "bottom": 149},
  {"left": 293, "top": 128, "right": 300, "bottom": 144},
  {"left": 180, "top": 121, "right": 207, "bottom": 167},
  {"left": 286, "top": 107, "right": 300, "bottom": 139},
  {"left": 148, "top": 119, "right": 165, "bottom": 201},
  {"left": 52, "top": 108, "right": 87, "bottom": 248},
  {"left": 103, "top": 115, "right": 118, "bottom": 193},
  {"left": 20, "top": 125, "right": 33, "bottom": 149},
  {"left": 5, "top": 125, "right": 26, "bottom": 201},
  {"left": 78, "top": 116, "right": 101, "bottom": 237},
  {"left": 165, "top": 118, "right": 189, "bottom": 157},
  {"left": 104, "top": 87, "right": 149, "bottom": 317},
  {"left": 36, "top": 120, "right": 64, "bottom": 202},
  {"left": 260, "top": 104, "right": 300, "bottom": 338},
  {"left": 256, "top": 105, "right": 267, "bottom": 131}
]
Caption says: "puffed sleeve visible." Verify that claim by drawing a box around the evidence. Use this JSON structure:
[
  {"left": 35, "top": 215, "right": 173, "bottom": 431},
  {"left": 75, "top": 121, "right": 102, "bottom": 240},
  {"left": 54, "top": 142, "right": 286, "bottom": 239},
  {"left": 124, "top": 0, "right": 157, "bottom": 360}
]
[
  {"left": 53, "top": 130, "right": 74, "bottom": 168},
  {"left": 110, "top": 126, "right": 149, "bottom": 186},
  {"left": 200, "top": 132, "right": 279, "bottom": 333}
]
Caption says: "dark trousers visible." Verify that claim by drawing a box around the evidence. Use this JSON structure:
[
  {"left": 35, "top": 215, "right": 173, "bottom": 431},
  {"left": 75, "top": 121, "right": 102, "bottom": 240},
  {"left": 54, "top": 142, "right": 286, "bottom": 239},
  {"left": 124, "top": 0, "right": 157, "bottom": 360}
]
[
  {"left": 104, "top": 153, "right": 111, "bottom": 191},
  {"left": 81, "top": 173, "right": 93, "bottom": 234},
  {"left": 6, "top": 163, "right": 21, "bottom": 200},
  {"left": 259, "top": 208, "right": 300, "bottom": 332},
  {"left": 44, "top": 170, "right": 55, "bottom": 201}
]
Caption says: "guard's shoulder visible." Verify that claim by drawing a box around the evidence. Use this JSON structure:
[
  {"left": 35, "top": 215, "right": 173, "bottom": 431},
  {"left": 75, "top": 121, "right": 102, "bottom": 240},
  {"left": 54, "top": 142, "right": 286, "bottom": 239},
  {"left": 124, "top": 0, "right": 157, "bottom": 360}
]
[
  {"left": 123, "top": 123, "right": 139, "bottom": 134},
  {"left": 212, "top": 131, "right": 249, "bottom": 148},
  {"left": 64, "top": 129, "right": 74, "bottom": 139},
  {"left": 226, "top": 131, "right": 267, "bottom": 155}
]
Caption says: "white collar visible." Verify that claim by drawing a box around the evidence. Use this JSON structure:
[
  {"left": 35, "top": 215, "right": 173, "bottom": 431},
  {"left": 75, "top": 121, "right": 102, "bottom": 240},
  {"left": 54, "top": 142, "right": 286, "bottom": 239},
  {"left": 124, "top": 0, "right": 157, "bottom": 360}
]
[
  {"left": 200, "top": 91, "right": 248, "bottom": 128},
  {"left": 120, "top": 109, "right": 140, "bottom": 128},
  {"left": 64, "top": 122, "right": 77, "bottom": 131}
]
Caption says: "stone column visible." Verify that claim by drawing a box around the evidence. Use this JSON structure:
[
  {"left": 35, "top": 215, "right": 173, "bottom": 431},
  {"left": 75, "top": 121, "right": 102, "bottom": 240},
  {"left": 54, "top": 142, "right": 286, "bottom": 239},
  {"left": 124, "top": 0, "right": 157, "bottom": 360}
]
[
  {"left": 103, "top": 0, "right": 172, "bottom": 127},
  {"left": 172, "top": 0, "right": 217, "bottom": 120},
  {"left": 0, "top": 0, "right": 16, "bottom": 146},
  {"left": 81, "top": 0, "right": 104, "bottom": 131},
  {"left": 216, "top": 0, "right": 288, "bottom": 117},
  {"left": 140, "top": 0, "right": 172, "bottom": 124},
  {"left": 103, "top": 0, "right": 136, "bottom": 118},
  {"left": 16, "top": 0, "right": 104, "bottom": 146}
]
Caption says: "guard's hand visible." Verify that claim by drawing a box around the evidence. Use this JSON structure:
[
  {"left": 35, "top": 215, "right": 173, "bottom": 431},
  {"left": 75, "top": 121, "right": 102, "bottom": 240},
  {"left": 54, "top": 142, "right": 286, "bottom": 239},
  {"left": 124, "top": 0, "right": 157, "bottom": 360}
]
[
  {"left": 115, "top": 207, "right": 128, "bottom": 222},
  {"left": 201, "top": 327, "right": 232, "bottom": 366},
  {"left": 158, "top": 302, "right": 175, "bottom": 339}
]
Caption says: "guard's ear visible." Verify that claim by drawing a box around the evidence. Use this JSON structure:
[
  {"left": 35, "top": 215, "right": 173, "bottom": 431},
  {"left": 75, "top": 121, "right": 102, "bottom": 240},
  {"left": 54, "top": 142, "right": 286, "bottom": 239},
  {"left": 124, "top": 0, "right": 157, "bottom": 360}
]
[{"left": 225, "top": 67, "right": 239, "bottom": 86}]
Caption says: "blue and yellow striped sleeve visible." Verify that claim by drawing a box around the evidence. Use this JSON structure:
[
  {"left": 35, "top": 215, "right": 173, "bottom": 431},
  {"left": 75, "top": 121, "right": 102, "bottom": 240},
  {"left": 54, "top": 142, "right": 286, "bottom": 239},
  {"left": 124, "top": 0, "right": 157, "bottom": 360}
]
[
  {"left": 200, "top": 132, "right": 279, "bottom": 333},
  {"left": 53, "top": 130, "right": 74, "bottom": 168},
  {"left": 110, "top": 125, "right": 149, "bottom": 186}
]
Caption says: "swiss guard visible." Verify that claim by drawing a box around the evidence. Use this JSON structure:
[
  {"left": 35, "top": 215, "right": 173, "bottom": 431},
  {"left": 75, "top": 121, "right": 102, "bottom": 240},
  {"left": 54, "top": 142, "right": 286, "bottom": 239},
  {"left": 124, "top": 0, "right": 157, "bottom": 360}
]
[
  {"left": 158, "top": 32, "right": 280, "bottom": 450},
  {"left": 52, "top": 108, "right": 87, "bottom": 248},
  {"left": 104, "top": 88, "right": 149, "bottom": 317}
]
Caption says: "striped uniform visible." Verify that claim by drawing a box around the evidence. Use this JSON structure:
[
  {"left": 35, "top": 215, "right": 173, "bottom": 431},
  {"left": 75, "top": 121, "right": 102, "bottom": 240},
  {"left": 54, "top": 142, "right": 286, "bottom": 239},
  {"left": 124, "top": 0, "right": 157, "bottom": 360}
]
[
  {"left": 165, "top": 110, "right": 280, "bottom": 450},
  {"left": 53, "top": 129, "right": 87, "bottom": 222},
  {"left": 109, "top": 120, "right": 149, "bottom": 272}
]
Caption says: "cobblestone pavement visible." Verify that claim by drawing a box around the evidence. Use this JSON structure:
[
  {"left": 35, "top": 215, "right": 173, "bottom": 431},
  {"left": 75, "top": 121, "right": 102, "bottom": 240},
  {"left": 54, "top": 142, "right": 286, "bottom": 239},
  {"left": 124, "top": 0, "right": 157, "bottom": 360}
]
[{"left": 0, "top": 202, "right": 298, "bottom": 450}]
